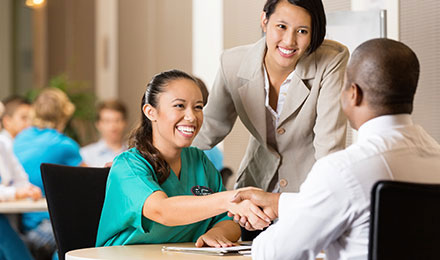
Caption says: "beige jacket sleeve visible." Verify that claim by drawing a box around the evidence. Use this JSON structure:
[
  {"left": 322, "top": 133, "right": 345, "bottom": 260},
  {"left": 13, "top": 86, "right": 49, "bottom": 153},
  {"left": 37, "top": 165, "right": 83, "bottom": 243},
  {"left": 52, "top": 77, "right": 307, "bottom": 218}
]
[
  {"left": 313, "top": 45, "right": 349, "bottom": 159},
  {"left": 192, "top": 54, "right": 239, "bottom": 150}
]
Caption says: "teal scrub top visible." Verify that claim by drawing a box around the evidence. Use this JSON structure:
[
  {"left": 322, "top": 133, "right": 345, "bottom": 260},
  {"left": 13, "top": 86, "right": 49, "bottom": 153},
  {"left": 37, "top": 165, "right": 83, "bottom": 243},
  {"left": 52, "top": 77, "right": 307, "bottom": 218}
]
[{"left": 96, "top": 147, "right": 232, "bottom": 247}]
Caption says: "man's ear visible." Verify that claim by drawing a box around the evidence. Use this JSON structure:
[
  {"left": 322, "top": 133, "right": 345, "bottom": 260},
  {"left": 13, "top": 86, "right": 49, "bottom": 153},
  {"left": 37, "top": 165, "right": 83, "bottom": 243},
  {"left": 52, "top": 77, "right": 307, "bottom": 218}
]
[
  {"left": 260, "top": 11, "right": 268, "bottom": 33},
  {"left": 352, "top": 83, "right": 364, "bottom": 106},
  {"left": 142, "top": 104, "right": 157, "bottom": 122}
]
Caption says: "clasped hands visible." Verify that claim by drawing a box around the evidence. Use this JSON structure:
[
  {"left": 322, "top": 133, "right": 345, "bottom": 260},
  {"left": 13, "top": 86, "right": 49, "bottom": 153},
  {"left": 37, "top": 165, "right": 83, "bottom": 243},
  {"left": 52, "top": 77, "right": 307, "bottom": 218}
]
[{"left": 227, "top": 187, "right": 280, "bottom": 231}]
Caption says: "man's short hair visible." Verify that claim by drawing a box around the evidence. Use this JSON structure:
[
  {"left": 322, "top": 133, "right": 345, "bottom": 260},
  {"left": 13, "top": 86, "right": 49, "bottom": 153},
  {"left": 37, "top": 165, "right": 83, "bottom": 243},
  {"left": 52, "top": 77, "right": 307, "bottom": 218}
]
[
  {"left": 1, "top": 96, "right": 31, "bottom": 119},
  {"left": 347, "top": 38, "right": 420, "bottom": 114},
  {"left": 96, "top": 99, "right": 127, "bottom": 121}
]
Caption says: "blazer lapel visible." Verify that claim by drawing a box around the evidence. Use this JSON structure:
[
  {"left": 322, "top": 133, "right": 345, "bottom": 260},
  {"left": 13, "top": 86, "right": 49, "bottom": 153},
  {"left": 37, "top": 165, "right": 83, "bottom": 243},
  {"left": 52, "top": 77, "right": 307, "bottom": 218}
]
[
  {"left": 278, "top": 52, "right": 316, "bottom": 127},
  {"left": 238, "top": 74, "right": 267, "bottom": 144},
  {"left": 277, "top": 75, "right": 310, "bottom": 126},
  {"left": 236, "top": 37, "right": 267, "bottom": 144}
]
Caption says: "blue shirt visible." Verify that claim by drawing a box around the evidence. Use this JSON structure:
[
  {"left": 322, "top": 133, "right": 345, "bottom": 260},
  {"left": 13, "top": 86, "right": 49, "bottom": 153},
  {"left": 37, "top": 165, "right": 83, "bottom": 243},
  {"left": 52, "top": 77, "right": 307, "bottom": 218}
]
[
  {"left": 96, "top": 147, "right": 231, "bottom": 246},
  {"left": 203, "top": 146, "right": 224, "bottom": 171},
  {"left": 14, "top": 127, "right": 83, "bottom": 231}
]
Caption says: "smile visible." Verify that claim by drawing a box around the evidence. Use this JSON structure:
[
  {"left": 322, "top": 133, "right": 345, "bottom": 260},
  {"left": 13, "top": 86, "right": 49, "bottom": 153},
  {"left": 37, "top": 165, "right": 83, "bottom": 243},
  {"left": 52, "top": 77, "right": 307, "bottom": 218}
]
[
  {"left": 278, "top": 46, "right": 297, "bottom": 57},
  {"left": 176, "top": 125, "right": 196, "bottom": 137}
]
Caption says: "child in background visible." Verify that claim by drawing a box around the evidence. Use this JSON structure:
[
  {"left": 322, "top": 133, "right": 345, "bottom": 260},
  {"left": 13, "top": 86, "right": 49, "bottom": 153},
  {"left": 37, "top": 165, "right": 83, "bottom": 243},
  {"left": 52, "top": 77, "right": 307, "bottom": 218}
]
[
  {"left": 80, "top": 100, "right": 128, "bottom": 167},
  {"left": 96, "top": 70, "right": 270, "bottom": 247}
]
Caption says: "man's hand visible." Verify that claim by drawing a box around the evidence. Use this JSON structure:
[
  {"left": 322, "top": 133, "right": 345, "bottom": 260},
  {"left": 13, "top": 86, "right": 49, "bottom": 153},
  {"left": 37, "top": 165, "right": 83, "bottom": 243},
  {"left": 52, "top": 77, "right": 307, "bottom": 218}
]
[
  {"left": 227, "top": 199, "right": 271, "bottom": 230},
  {"left": 228, "top": 188, "right": 280, "bottom": 230}
]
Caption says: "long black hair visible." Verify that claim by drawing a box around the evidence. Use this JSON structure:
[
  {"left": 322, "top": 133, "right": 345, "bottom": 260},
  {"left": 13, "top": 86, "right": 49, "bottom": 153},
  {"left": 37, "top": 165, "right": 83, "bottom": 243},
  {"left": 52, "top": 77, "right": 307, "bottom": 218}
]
[{"left": 129, "top": 69, "right": 198, "bottom": 184}]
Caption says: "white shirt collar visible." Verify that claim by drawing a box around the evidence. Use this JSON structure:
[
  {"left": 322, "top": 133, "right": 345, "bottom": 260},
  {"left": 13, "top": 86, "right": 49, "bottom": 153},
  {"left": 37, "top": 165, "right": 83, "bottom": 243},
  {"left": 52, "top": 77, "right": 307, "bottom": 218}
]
[{"left": 357, "top": 114, "right": 413, "bottom": 141}]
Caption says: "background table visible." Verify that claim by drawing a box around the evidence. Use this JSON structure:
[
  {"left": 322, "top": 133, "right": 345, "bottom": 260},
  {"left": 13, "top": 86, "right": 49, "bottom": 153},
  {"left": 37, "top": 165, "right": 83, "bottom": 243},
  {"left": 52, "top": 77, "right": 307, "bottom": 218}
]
[{"left": 0, "top": 198, "right": 47, "bottom": 213}]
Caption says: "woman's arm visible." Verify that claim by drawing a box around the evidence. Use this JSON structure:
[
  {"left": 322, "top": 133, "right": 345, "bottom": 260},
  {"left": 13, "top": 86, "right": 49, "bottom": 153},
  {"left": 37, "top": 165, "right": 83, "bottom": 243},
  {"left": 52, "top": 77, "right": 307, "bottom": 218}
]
[
  {"left": 192, "top": 56, "right": 238, "bottom": 150},
  {"left": 313, "top": 43, "right": 349, "bottom": 159},
  {"left": 195, "top": 220, "right": 241, "bottom": 248},
  {"left": 142, "top": 188, "right": 271, "bottom": 229}
]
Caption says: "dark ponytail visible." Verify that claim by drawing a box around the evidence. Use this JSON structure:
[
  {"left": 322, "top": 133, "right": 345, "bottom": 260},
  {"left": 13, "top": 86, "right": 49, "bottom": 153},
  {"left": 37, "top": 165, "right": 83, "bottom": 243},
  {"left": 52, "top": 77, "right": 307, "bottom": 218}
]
[{"left": 129, "top": 69, "right": 198, "bottom": 184}]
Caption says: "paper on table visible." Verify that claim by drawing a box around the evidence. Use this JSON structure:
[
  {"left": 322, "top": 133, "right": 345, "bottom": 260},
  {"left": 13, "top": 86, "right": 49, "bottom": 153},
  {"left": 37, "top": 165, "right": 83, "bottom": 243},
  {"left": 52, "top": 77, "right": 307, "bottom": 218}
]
[{"left": 162, "top": 245, "right": 252, "bottom": 256}]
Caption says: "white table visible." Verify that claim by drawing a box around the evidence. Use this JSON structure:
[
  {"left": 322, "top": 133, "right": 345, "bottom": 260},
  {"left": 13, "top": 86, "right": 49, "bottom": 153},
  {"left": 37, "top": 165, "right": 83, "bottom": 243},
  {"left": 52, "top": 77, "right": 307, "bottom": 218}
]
[
  {"left": 66, "top": 242, "right": 326, "bottom": 260},
  {"left": 0, "top": 198, "right": 47, "bottom": 213},
  {"left": 66, "top": 243, "right": 250, "bottom": 260}
]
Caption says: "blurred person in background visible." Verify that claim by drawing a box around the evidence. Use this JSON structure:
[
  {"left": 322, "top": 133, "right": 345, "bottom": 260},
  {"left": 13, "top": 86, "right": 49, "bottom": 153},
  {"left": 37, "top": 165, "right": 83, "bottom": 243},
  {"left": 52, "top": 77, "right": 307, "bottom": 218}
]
[
  {"left": 0, "top": 96, "right": 32, "bottom": 148},
  {"left": 0, "top": 101, "right": 38, "bottom": 260},
  {"left": 14, "top": 88, "right": 84, "bottom": 260},
  {"left": 0, "top": 96, "right": 41, "bottom": 203},
  {"left": 80, "top": 100, "right": 128, "bottom": 167}
]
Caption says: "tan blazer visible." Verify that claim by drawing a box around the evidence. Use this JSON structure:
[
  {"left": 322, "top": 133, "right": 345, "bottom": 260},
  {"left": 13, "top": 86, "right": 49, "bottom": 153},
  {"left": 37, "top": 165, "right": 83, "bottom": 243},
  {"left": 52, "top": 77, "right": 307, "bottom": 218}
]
[{"left": 193, "top": 37, "right": 349, "bottom": 192}]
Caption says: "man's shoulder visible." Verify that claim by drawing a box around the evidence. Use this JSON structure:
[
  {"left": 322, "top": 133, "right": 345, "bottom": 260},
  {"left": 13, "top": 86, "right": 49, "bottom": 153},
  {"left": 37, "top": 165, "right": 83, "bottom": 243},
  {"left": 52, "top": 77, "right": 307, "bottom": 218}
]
[{"left": 313, "top": 142, "right": 386, "bottom": 179}]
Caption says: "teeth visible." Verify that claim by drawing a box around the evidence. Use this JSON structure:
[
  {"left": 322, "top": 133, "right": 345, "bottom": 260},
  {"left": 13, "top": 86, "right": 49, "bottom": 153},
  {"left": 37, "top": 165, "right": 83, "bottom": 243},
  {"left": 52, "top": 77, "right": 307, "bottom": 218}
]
[
  {"left": 177, "top": 126, "right": 195, "bottom": 134},
  {"left": 279, "top": 47, "right": 294, "bottom": 54}
]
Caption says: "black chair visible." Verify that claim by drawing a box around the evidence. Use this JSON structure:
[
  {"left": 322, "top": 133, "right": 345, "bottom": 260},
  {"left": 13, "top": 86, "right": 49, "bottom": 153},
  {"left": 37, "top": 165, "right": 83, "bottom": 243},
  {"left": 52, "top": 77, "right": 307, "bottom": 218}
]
[
  {"left": 40, "top": 163, "right": 110, "bottom": 260},
  {"left": 369, "top": 180, "right": 440, "bottom": 260}
]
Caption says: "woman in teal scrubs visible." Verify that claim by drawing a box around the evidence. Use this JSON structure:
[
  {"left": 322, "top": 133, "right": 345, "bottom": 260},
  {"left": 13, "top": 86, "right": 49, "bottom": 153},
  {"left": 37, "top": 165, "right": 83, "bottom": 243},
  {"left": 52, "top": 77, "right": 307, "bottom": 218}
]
[{"left": 96, "top": 70, "right": 271, "bottom": 248}]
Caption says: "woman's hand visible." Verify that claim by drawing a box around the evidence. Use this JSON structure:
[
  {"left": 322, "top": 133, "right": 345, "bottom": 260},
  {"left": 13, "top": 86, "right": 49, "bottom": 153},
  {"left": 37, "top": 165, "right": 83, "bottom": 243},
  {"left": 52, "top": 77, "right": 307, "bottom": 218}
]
[
  {"left": 195, "top": 229, "right": 236, "bottom": 248},
  {"left": 227, "top": 187, "right": 280, "bottom": 230},
  {"left": 226, "top": 187, "right": 272, "bottom": 230}
]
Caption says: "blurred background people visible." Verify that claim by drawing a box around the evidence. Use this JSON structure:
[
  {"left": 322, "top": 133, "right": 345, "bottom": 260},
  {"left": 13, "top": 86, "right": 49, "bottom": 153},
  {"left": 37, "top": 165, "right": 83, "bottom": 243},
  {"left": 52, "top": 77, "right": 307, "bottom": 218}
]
[
  {"left": 0, "top": 96, "right": 32, "bottom": 149},
  {"left": 0, "top": 215, "right": 34, "bottom": 260},
  {"left": 0, "top": 101, "right": 39, "bottom": 260},
  {"left": 14, "top": 88, "right": 84, "bottom": 260},
  {"left": 80, "top": 100, "right": 128, "bottom": 167},
  {"left": 0, "top": 96, "right": 41, "bottom": 202}
]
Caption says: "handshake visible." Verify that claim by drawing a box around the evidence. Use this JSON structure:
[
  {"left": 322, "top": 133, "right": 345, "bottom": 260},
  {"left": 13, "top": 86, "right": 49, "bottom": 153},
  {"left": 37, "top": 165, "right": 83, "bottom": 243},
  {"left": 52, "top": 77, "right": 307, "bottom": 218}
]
[{"left": 226, "top": 187, "right": 280, "bottom": 231}]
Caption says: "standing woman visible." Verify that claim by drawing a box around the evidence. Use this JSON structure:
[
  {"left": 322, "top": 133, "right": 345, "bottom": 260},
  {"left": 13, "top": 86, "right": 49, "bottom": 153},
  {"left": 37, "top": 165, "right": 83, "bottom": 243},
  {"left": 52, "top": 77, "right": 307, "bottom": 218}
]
[
  {"left": 96, "top": 70, "right": 270, "bottom": 248},
  {"left": 193, "top": 0, "right": 348, "bottom": 195}
]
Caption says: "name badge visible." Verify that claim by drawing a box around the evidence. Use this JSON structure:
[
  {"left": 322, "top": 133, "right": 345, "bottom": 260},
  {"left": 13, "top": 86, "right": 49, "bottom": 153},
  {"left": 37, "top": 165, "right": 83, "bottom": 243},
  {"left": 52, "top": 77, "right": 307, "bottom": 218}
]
[{"left": 191, "top": 185, "right": 213, "bottom": 196}]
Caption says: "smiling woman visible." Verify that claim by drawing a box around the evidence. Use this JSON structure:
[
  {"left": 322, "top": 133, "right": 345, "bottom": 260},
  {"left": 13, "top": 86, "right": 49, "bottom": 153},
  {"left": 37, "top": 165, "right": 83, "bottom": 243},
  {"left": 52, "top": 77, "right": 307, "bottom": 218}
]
[
  {"left": 96, "top": 70, "right": 273, "bottom": 249},
  {"left": 192, "top": 0, "right": 349, "bottom": 241}
]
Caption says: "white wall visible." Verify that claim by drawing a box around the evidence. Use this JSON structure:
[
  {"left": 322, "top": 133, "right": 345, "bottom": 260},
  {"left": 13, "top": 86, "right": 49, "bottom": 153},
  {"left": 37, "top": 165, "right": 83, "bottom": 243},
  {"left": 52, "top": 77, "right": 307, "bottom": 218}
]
[
  {"left": 96, "top": 0, "right": 118, "bottom": 100},
  {"left": 192, "top": 0, "right": 223, "bottom": 89}
]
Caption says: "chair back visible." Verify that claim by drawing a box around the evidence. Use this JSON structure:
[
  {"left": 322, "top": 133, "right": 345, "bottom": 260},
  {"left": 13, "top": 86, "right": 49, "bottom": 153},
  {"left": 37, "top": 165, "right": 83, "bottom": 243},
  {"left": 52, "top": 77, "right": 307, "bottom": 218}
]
[
  {"left": 369, "top": 180, "right": 440, "bottom": 260},
  {"left": 41, "top": 163, "right": 109, "bottom": 260}
]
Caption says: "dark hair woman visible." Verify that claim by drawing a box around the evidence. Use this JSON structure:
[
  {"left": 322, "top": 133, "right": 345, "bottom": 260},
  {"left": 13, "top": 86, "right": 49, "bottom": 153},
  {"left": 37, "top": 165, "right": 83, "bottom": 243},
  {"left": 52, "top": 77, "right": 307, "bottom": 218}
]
[
  {"left": 192, "top": 0, "right": 349, "bottom": 240},
  {"left": 96, "top": 70, "right": 271, "bottom": 248}
]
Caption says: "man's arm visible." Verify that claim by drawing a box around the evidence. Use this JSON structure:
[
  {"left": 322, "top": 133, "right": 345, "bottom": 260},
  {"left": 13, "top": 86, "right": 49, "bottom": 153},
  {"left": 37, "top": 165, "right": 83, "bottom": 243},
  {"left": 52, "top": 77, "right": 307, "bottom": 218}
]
[{"left": 251, "top": 161, "right": 353, "bottom": 259}]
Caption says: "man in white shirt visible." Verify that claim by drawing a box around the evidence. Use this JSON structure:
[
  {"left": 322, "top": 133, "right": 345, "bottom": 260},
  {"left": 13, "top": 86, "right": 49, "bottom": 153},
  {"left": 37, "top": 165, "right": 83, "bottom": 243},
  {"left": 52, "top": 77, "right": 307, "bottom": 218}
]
[
  {"left": 230, "top": 38, "right": 440, "bottom": 259},
  {"left": 80, "top": 99, "right": 128, "bottom": 167}
]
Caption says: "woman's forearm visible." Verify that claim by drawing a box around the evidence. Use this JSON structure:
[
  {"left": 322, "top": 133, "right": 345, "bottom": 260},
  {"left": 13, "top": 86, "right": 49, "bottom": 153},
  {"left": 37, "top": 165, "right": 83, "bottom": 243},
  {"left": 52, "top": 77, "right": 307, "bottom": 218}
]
[{"left": 142, "top": 190, "right": 235, "bottom": 226}]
